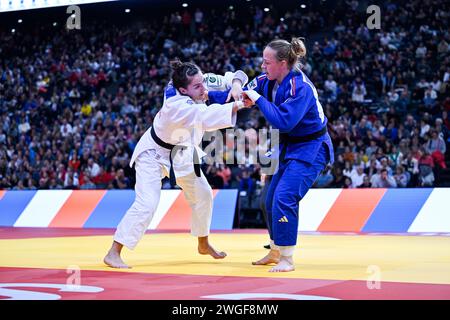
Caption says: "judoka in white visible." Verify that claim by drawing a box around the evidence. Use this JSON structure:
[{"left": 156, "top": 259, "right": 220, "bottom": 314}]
[{"left": 104, "top": 61, "right": 249, "bottom": 268}]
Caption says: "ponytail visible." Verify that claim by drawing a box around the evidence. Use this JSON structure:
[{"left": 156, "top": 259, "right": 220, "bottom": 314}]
[{"left": 266, "top": 37, "right": 307, "bottom": 70}]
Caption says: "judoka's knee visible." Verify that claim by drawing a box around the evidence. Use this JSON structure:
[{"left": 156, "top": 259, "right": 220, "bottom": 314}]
[
  {"left": 198, "top": 192, "right": 213, "bottom": 210},
  {"left": 133, "top": 197, "right": 158, "bottom": 215},
  {"left": 195, "top": 183, "right": 213, "bottom": 202},
  {"left": 274, "top": 191, "right": 300, "bottom": 209},
  {"left": 203, "top": 180, "right": 214, "bottom": 193}
]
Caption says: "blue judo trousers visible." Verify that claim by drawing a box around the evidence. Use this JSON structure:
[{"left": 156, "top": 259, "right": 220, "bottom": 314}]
[
  {"left": 265, "top": 144, "right": 329, "bottom": 245},
  {"left": 209, "top": 70, "right": 334, "bottom": 246}
]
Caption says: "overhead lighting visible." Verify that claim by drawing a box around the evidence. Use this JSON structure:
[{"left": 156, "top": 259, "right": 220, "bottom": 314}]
[
  {"left": 12, "top": 29, "right": 16, "bottom": 33},
  {"left": 229, "top": 5, "right": 234, "bottom": 10},
  {"left": 2, "top": 1, "right": 122, "bottom": 13},
  {"left": 264, "top": 7, "right": 269, "bottom": 12},
  {"left": 182, "top": 3, "right": 188, "bottom": 7},
  {"left": 280, "top": 18, "right": 285, "bottom": 22},
  {"left": 125, "top": 8, "right": 130, "bottom": 13},
  {"left": 301, "top": 4, "right": 307, "bottom": 9},
  {"left": 53, "top": 22, "right": 58, "bottom": 26},
  {"left": 18, "top": 19, "right": 23, "bottom": 23}
]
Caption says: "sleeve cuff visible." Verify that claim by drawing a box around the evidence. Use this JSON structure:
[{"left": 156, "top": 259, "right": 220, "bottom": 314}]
[
  {"left": 232, "top": 70, "right": 249, "bottom": 87},
  {"left": 246, "top": 89, "right": 261, "bottom": 102}
]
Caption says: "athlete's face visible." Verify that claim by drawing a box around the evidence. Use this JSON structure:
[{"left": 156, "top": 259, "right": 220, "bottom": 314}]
[
  {"left": 179, "top": 72, "right": 206, "bottom": 102},
  {"left": 261, "top": 47, "right": 288, "bottom": 81}
]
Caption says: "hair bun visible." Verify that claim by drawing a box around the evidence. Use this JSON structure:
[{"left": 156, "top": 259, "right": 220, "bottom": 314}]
[
  {"left": 170, "top": 59, "right": 183, "bottom": 71},
  {"left": 291, "top": 37, "right": 307, "bottom": 58}
]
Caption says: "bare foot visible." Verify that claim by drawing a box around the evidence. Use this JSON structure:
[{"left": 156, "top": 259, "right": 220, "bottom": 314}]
[
  {"left": 198, "top": 244, "right": 227, "bottom": 259},
  {"left": 269, "top": 256, "right": 295, "bottom": 272},
  {"left": 103, "top": 250, "right": 131, "bottom": 269},
  {"left": 197, "top": 236, "right": 227, "bottom": 259},
  {"left": 252, "top": 249, "right": 280, "bottom": 265}
]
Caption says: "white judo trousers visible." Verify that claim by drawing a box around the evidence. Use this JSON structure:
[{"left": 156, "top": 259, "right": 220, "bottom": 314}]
[
  {"left": 113, "top": 71, "right": 247, "bottom": 250},
  {"left": 114, "top": 149, "right": 214, "bottom": 250}
]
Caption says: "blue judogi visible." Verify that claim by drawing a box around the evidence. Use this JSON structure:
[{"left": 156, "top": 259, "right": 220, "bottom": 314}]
[
  {"left": 211, "top": 71, "right": 334, "bottom": 246},
  {"left": 248, "top": 71, "right": 334, "bottom": 246}
]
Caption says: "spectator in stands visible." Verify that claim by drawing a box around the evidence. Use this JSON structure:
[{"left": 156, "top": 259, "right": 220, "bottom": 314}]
[
  {"left": 358, "top": 176, "right": 372, "bottom": 188},
  {"left": 418, "top": 148, "right": 435, "bottom": 186},
  {"left": 343, "top": 176, "right": 353, "bottom": 189},
  {"left": 87, "top": 158, "right": 101, "bottom": 178},
  {"left": 371, "top": 168, "right": 397, "bottom": 188},
  {"left": 350, "top": 165, "right": 366, "bottom": 188},
  {"left": 426, "top": 130, "right": 446, "bottom": 155},
  {"left": 205, "top": 165, "right": 225, "bottom": 189},
  {"left": 394, "top": 166, "right": 408, "bottom": 188},
  {"left": 0, "top": 0, "right": 448, "bottom": 193},
  {"left": 216, "top": 164, "right": 232, "bottom": 188},
  {"left": 315, "top": 168, "right": 334, "bottom": 188},
  {"left": 330, "top": 167, "right": 345, "bottom": 188},
  {"left": 238, "top": 169, "right": 255, "bottom": 199},
  {"left": 112, "top": 169, "right": 130, "bottom": 189},
  {"left": 80, "top": 176, "right": 96, "bottom": 190}
]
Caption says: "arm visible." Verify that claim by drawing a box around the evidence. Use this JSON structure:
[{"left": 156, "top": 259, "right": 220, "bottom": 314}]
[
  {"left": 209, "top": 78, "right": 245, "bottom": 104},
  {"left": 204, "top": 70, "right": 248, "bottom": 91},
  {"left": 243, "top": 86, "right": 313, "bottom": 132},
  {"left": 208, "top": 78, "right": 245, "bottom": 104},
  {"left": 208, "top": 75, "right": 248, "bottom": 103},
  {"left": 205, "top": 70, "right": 248, "bottom": 103},
  {"left": 208, "top": 90, "right": 230, "bottom": 104},
  {"left": 223, "top": 71, "right": 248, "bottom": 89},
  {"left": 188, "top": 100, "right": 248, "bottom": 132},
  {"left": 209, "top": 72, "right": 269, "bottom": 104}
]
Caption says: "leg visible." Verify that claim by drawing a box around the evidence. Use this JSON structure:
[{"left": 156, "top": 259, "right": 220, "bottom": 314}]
[
  {"left": 103, "top": 241, "right": 129, "bottom": 269},
  {"left": 270, "top": 145, "right": 329, "bottom": 272},
  {"left": 252, "top": 166, "right": 285, "bottom": 265},
  {"left": 176, "top": 172, "right": 226, "bottom": 259},
  {"left": 260, "top": 175, "right": 272, "bottom": 235},
  {"left": 104, "top": 150, "right": 163, "bottom": 268},
  {"left": 260, "top": 175, "right": 272, "bottom": 249},
  {"left": 197, "top": 235, "right": 226, "bottom": 259}
]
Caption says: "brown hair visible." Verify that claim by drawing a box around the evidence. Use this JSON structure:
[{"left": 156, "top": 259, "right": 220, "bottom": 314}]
[
  {"left": 266, "top": 37, "right": 307, "bottom": 70},
  {"left": 170, "top": 59, "right": 201, "bottom": 89}
]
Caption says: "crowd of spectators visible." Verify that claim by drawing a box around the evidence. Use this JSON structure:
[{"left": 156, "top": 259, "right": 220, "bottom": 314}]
[{"left": 0, "top": 0, "right": 449, "bottom": 197}]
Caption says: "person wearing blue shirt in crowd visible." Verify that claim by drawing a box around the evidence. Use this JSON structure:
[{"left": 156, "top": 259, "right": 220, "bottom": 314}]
[{"left": 241, "top": 38, "right": 335, "bottom": 272}]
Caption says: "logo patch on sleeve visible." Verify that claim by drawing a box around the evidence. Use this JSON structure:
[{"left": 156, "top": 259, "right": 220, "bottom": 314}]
[
  {"left": 248, "top": 78, "right": 257, "bottom": 90},
  {"left": 204, "top": 74, "right": 222, "bottom": 88}
]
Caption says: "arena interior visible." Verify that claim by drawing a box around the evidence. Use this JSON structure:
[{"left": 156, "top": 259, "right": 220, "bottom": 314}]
[{"left": 0, "top": 0, "right": 449, "bottom": 303}]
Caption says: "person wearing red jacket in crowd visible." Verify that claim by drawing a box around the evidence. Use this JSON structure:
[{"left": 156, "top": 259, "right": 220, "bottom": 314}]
[{"left": 68, "top": 152, "right": 81, "bottom": 172}]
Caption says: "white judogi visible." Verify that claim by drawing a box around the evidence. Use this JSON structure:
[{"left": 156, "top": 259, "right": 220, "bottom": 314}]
[{"left": 114, "top": 71, "right": 248, "bottom": 249}]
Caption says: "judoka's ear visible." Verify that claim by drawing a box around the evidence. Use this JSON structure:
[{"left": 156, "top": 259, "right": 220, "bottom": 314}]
[{"left": 179, "top": 87, "right": 188, "bottom": 95}]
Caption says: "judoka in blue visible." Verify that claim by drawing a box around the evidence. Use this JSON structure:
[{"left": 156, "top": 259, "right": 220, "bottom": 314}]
[
  {"left": 210, "top": 38, "right": 334, "bottom": 272},
  {"left": 246, "top": 71, "right": 334, "bottom": 244}
]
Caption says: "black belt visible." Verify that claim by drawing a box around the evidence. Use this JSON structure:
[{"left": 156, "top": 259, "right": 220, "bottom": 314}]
[
  {"left": 150, "top": 126, "right": 201, "bottom": 187},
  {"left": 279, "top": 126, "right": 328, "bottom": 161}
]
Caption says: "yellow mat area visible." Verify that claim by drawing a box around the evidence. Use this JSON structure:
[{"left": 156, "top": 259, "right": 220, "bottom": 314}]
[{"left": 1, "top": 233, "right": 450, "bottom": 284}]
